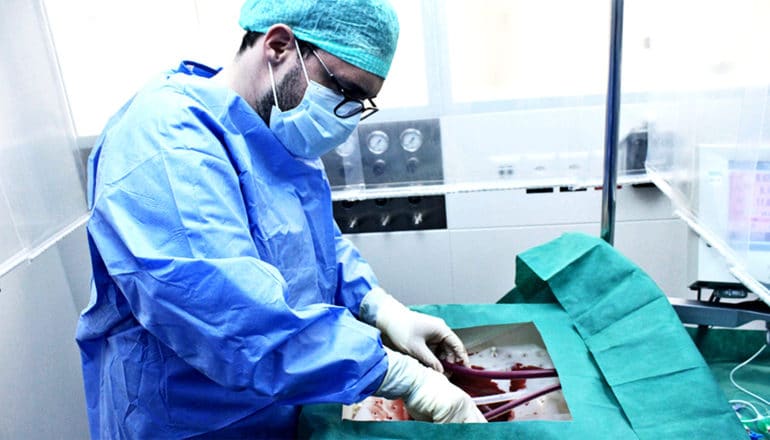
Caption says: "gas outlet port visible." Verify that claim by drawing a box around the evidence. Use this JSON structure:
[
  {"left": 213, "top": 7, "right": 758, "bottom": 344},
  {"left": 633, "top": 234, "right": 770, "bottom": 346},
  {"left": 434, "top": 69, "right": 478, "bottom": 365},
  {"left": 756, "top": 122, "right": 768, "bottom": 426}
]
[{"left": 334, "top": 195, "right": 447, "bottom": 233}]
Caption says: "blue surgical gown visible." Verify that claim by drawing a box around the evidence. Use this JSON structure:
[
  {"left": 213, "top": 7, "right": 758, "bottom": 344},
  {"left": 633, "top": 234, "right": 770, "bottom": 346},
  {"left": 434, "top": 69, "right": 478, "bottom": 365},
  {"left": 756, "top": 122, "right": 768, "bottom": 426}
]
[{"left": 76, "top": 61, "right": 388, "bottom": 439}]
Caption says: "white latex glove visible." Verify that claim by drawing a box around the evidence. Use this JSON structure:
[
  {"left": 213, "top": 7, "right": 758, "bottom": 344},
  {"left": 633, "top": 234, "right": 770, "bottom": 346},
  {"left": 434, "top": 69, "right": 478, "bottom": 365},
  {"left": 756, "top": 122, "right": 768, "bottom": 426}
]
[
  {"left": 375, "top": 348, "right": 486, "bottom": 423},
  {"left": 360, "top": 288, "right": 469, "bottom": 372}
]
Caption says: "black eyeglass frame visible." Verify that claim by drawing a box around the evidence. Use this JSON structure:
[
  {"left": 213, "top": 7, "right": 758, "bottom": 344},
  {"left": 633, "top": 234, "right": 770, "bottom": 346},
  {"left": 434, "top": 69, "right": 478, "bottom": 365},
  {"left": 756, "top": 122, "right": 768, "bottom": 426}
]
[{"left": 311, "top": 50, "right": 379, "bottom": 121}]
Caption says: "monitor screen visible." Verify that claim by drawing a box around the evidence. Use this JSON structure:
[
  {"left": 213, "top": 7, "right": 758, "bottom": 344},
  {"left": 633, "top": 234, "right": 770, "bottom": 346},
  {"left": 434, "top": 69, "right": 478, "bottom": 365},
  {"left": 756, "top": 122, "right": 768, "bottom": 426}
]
[{"left": 728, "top": 160, "right": 770, "bottom": 251}]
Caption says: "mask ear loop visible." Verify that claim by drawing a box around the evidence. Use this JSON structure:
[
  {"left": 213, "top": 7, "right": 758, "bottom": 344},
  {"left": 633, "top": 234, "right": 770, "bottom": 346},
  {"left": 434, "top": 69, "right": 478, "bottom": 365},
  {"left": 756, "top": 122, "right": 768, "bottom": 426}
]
[
  {"left": 267, "top": 37, "right": 311, "bottom": 113},
  {"left": 267, "top": 61, "right": 281, "bottom": 112},
  {"left": 293, "top": 38, "right": 311, "bottom": 85}
]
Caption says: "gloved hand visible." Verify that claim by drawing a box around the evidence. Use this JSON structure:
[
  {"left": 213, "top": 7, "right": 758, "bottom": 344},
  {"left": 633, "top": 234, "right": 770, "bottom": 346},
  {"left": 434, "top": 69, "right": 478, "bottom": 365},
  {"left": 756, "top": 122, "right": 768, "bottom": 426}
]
[
  {"left": 360, "top": 287, "right": 469, "bottom": 372},
  {"left": 375, "top": 348, "right": 486, "bottom": 423}
]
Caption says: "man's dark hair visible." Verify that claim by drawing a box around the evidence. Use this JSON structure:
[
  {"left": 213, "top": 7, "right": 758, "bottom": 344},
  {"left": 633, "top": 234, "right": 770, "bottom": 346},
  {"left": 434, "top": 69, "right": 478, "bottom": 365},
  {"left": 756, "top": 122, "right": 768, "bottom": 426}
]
[
  {"left": 238, "top": 31, "right": 315, "bottom": 57},
  {"left": 238, "top": 31, "right": 262, "bottom": 54}
]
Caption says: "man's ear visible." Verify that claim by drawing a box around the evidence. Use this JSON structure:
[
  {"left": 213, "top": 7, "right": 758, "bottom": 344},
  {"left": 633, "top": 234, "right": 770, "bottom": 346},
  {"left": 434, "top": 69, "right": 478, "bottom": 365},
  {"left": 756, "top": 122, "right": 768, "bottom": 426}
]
[{"left": 262, "top": 24, "right": 295, "bottom": 65}]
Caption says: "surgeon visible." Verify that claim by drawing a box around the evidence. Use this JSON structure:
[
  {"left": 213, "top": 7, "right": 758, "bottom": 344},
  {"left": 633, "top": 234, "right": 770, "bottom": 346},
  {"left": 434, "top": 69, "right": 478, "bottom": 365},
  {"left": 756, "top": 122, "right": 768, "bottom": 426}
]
[{"left": 76, "top": 0, "right": 485, "bottom": 438}]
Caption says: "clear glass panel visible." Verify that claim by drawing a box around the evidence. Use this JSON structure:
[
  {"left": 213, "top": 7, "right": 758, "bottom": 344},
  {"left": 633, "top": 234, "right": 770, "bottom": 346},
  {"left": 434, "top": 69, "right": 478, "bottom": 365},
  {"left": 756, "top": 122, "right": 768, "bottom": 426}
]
[
  {"left": 641, "top": 0, "right": 770, "bottom": 290},
  {"left": 435, "top": 0, "right": 615, "bottom": 192},
  {"left": 445, "top": 0, "right": 610, "bottom": 102},
  {"left": 376, "top": 0, "right": 429, "bottom": 110},
  {"left": 0, "top": 183, "right": 23, "bottom": 267},
  {"left": 0, "top": 0, "right": 87, "bottom": 267},
  {"left": 321, "top": 130, "right": 366, "bottom": 191}
]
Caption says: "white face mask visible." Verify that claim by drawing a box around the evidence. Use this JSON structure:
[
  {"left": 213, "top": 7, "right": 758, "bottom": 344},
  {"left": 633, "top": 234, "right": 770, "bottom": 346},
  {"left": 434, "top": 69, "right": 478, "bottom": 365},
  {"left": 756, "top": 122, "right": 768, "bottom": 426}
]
[{"left": 267, "top": 40, "right": 360, "bottom": 159}]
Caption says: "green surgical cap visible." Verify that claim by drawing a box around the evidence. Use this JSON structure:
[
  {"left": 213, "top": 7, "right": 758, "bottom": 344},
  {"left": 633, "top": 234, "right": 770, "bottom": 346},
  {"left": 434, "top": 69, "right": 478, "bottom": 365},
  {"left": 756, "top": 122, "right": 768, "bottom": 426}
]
[{"left": 239, "top": 0, "right": 400, "bottom": 79}]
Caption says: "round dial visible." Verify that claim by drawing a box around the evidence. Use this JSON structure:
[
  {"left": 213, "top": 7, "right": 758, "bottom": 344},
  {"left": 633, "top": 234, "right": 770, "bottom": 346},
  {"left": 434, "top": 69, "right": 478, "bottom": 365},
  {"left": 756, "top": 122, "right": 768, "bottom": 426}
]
[
  {"left": 367, "top": 130, "right": 390, "bottom": 155},
  {"left": 400, "top": 128, "right": 424, "bottom": 153}
]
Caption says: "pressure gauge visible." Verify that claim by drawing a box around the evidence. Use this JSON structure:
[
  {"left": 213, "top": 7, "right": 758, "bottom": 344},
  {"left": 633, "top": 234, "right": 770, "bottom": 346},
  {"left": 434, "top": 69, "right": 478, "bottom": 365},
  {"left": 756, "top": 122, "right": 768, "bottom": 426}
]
[
  {"left": 400, "top": 128, "right": 423, "bottom": 153},
  {"left": 367, "top": 130, "right": 390, "bottom": 155},
  {"left": 335, "top": 135, "right": 357, "bottom": 157}
]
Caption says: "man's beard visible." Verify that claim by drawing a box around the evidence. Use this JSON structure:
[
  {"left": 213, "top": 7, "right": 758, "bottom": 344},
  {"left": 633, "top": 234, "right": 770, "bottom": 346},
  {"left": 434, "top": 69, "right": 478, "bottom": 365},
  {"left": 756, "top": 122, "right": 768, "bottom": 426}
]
[{"left": 255, "top": 64, "right": 305, "bottom": 126}]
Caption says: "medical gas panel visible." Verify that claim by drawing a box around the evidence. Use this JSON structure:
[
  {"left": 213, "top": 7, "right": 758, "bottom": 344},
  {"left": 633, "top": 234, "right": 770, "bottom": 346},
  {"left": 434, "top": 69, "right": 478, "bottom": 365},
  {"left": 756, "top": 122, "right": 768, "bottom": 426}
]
[{"left": 322, "top": 119, "right": 447, "bottom": 234}]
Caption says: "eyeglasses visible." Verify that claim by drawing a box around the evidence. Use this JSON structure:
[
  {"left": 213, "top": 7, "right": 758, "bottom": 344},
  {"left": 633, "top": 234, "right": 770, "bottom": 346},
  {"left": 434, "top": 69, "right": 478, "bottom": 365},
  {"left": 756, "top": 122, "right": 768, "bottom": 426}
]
[{"left": 311, "top": 50, "right": 379, "bottom": 121}]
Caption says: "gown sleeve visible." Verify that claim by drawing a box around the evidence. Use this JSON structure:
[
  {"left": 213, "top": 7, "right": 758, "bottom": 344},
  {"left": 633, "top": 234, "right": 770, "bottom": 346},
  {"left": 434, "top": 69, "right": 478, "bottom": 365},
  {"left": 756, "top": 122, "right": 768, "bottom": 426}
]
[
  {"left": 88, "top": 89, "right": 387, "bottom": 405},
  {"left": 333, "top": 224, "right": 381, "bottom": 318}
]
